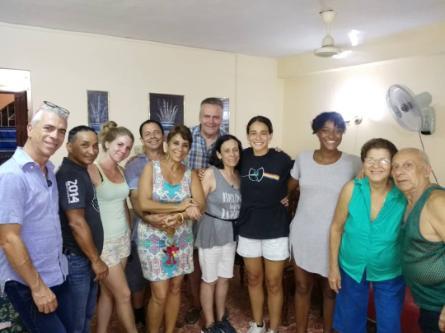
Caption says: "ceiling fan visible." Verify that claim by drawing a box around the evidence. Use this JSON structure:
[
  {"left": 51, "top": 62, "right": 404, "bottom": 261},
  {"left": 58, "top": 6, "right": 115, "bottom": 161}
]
[{"left": 314, "top": 9, "right": 342, "bottom": 57}]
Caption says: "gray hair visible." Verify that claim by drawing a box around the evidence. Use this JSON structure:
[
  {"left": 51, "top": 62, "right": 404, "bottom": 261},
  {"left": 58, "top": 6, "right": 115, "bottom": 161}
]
[
  {"left": 396, "top": 148, "right": 430, "bottom": 166},
  {"left": 31, "top": 101, "right": 70, "bottom": 125}
]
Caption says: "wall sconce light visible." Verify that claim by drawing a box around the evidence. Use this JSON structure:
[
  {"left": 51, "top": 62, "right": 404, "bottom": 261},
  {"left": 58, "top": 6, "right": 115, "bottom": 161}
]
[
  {"left": 342, "top": 114, "right": 363, "bottom": 126},
  {"left": 349, "top": 115, "right": 363, "bottom": 125}
]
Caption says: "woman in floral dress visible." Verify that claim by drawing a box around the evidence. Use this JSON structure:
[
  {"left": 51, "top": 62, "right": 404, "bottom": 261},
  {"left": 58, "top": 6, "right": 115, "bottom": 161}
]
[{"left": 137, "top": 125, "right": 205, "bottom": 333}]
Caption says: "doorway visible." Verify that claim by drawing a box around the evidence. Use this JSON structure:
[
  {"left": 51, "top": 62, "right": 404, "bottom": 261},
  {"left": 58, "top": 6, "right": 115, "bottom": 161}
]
[{"left": 0, "top": 69, "right": 31, "bottom": 164}]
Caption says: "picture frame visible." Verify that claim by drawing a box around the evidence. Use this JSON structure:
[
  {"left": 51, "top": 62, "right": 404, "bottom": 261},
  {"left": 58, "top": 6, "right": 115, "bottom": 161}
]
[
  {"left": 87, "top": 90, "right": 109, "bottom": 133},
  {"left": 149, "top": 93, "right": 184, "bottom": 135}
]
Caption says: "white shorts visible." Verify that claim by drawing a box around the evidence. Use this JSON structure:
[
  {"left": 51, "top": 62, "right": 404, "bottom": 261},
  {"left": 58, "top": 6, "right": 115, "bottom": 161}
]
[
  {"left": 198, "top": 242, "right": 236, "bottom": 283},
  {"left": 236, "top": 236, "right": 289, "bottom": 261}
]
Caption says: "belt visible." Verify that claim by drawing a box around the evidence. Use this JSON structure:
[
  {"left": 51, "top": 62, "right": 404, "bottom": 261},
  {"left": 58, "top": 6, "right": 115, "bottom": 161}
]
[
  {"left": 204, "top": 212, "right": 238, "bottom": 222},
  {"left": 62, "top": 248, "right": 79, "bottom": 256}
]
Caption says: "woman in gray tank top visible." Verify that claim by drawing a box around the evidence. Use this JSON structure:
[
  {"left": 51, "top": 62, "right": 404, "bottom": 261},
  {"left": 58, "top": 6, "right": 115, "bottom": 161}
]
[{"left": 196, "top": 135, "right": 242, "bottom": 333}]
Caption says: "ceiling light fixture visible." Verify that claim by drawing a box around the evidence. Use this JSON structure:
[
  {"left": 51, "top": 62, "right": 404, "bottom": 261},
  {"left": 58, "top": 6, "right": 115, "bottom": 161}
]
[{"left": 347, "top": 29, "right": 362, "bottom": 46}]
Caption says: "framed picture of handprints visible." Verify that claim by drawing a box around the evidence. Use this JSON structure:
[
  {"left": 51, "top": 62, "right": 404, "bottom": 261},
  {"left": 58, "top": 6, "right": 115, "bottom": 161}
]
[
  {"left": 87, "top": 90, "right": 109, "bottom": 133},
  {"left": 149, "top": 93, "right": 184, "bottom": 135}
]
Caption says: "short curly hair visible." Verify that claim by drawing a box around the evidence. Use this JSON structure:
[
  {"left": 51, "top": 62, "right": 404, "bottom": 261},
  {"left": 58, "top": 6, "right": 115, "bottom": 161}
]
[
  {"left": 311, "top": 112, "right": 346, "bottom": 134},
  {"left": 166, "top": 125, "right": 193, "bottom": 146},
  {"left": 360, "top": 138, "right": 398, "bottom": 162}
]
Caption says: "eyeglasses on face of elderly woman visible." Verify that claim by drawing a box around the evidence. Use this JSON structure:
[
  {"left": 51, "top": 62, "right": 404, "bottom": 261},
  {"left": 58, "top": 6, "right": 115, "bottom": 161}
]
[{"left": 364, "top": 157, "right": 391, "bottom": 167}]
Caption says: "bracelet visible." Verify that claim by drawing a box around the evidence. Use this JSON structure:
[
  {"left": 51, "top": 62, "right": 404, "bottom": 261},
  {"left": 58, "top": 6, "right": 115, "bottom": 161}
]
[{"left": 177, "top": 213, "right": 184, "bottom": 224}]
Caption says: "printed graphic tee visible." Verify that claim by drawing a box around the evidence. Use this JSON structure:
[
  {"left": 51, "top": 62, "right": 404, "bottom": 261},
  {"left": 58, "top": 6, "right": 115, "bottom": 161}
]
[
  {"left": 57, "top": 157, "right": 104, "bottom": 255},
  {"left": 238, "top": 148, "right": 292, "bottom": 239}
]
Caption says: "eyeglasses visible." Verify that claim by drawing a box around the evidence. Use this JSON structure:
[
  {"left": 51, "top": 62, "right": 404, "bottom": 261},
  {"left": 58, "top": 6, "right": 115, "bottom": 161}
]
[
  {"left": 41, "top": 101, "right": 70, "bottom": 117},
  {"left": 364, "top": 157, "right": 391, "bottom": 167}
]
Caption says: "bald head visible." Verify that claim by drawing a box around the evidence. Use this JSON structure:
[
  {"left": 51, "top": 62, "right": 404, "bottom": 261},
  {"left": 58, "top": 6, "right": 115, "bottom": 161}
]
[
  {"left": 394, "top": 148, "right": 430, "bottom": 166},
  {"left": 392, "top": 148, "right": 431, "bottom": 196}
]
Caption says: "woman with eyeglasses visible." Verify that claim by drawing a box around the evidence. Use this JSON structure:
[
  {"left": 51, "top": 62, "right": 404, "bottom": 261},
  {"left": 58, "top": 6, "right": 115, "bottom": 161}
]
[
  {"left": 89, "top": 121, "right": 138, "bottom": 333},
  {"left": 236, "top": 116, "right": 293, "bottom": 333},
  {"left": 287, "top": 112, "right": 361, "bottom": 333},
  {"left": 137, "top": 125, "right": 205, "bottom": 333},
  {"left": 329, "top": 138, "right": 407, "bottom": 333}
]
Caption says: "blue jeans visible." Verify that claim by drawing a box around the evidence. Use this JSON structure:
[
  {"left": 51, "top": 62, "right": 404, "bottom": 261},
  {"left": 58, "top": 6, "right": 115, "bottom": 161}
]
[
  {"left": 333, "top": 268, "right": 405, "bottom": 333},
  {"left": 5, "top": 280, "right": 70, "bottom": 333},
  {"left": 64, "top": 253, "right": 98, "bottom": 333}
]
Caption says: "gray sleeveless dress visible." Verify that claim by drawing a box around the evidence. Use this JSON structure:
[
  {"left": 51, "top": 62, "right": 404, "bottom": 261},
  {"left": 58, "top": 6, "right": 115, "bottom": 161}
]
[
  {"left": 195, "top": 166, "right": 241, "bottom": 249},
  {"left": 290, "top": 151, "right": 361, "bottom": 277}
]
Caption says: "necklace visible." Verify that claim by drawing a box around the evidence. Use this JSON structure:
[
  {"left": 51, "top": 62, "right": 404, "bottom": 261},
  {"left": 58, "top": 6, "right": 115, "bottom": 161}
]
[{"left": 221, "top": 169, "right": 238, "bottom": 189}]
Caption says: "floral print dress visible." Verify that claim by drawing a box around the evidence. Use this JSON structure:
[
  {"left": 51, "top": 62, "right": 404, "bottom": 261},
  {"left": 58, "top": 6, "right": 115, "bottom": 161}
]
[{"left": 137, "top": 160, "right": 194, "bottom": 281}]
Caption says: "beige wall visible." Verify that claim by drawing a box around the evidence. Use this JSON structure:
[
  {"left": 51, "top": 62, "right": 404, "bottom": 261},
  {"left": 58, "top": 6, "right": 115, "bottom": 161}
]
[
  {"left": 2, "top": 21, "right": 443, "bottom": 181},
  {"left": 280, "top": 60, "right": 445, "bottom": 183},
  {"left": 235, "top": 55, "right": 284, "bottom": 146},
  {"left": 0, "top": 23, "right": 283, "bottom": 165}
]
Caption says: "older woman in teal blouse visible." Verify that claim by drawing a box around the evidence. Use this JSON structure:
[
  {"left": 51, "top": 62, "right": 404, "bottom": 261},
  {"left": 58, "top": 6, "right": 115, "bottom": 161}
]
[{"left": 329, "top": 138, "right": 407, "bottom": 333}]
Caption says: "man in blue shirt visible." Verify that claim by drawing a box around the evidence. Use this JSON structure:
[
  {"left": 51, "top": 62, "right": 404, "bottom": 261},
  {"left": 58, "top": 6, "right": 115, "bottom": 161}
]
[
  {"left": 0, "top": 101, "right": 70, "bottom": 332},
  {"left": 124, "top": 119, "right": 164, "bottom": 328}
]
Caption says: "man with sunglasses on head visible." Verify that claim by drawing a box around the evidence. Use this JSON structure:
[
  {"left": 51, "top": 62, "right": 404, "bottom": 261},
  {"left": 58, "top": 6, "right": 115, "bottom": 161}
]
[
  {"left": 0, "top": 101, "right": 71, "bottom": 332},
  {"left": 392, "top": 148, "right": 445, "bottom": 333},
  {"left": 56, "top": 125, "right": 108, "bottom": 333}
]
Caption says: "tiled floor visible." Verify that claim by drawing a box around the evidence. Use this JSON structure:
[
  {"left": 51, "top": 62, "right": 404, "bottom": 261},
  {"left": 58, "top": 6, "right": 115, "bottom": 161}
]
[{"left": 100, "top": 266, "right": 325, "bottom": 333}]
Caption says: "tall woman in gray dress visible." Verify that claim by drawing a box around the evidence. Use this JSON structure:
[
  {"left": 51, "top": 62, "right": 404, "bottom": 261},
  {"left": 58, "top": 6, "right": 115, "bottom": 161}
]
[
  {"left": 288, "top": 112, "right": 361, "bottom": 333},
  {"left": 196, "top": 135, "right": 242, "bottom": 333}
]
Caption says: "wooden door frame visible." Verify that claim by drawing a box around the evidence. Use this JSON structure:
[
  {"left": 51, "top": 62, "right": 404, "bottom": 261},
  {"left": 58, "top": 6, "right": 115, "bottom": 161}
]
[{"left": 0, "top": 90, "right": 28, "bottom": 146}]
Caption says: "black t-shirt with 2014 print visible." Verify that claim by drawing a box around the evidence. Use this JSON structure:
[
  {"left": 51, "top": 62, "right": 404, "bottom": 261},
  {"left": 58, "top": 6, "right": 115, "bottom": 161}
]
[
  {"left": 237, "top": 148, "right": 292, "bottom": 240},
  {"left": 57, "top": 157, "right": 104, "bottom": 256}
]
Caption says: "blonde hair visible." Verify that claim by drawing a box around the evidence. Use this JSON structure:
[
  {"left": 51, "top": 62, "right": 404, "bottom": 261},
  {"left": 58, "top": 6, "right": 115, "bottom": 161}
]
[{"left": 99, "top": 121, "right": 134, "bottom": 151}]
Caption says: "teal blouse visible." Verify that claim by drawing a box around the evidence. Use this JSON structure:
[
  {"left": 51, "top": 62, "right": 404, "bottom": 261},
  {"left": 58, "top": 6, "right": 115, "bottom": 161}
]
[{"left": 339, "top": 177, "right": 407, "bottom": 283}]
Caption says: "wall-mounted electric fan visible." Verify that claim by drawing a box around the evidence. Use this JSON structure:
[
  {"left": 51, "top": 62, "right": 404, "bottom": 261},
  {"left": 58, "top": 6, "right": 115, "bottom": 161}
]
[
  {"left": 387, "top": 84, "right": 439, "bottom": 184},
  {"left": 386, "top": 84, "right": 435, "bottom": 135}
]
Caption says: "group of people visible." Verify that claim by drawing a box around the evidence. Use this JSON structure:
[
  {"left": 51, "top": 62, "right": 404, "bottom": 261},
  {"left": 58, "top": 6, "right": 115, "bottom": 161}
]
[{"left": 0, "top": 97, "right": 444, "bottom": 333}]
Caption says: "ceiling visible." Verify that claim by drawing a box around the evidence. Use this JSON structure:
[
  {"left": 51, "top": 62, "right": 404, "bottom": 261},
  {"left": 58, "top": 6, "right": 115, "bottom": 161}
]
[{"left": 1, "top": 0, "right": 445, "bottom": 57}]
